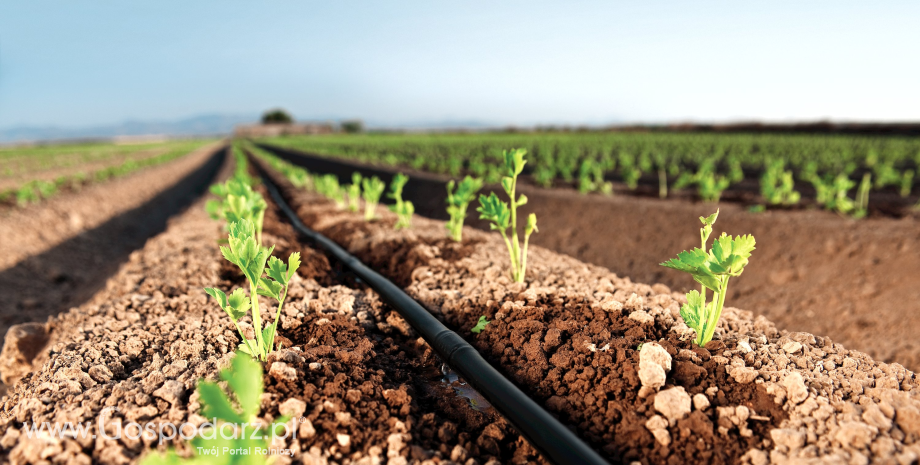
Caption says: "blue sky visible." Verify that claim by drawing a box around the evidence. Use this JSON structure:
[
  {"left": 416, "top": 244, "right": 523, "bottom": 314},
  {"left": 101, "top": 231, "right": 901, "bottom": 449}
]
[{"left": 1, "top": 1, "right": 918, "bottom": 129}]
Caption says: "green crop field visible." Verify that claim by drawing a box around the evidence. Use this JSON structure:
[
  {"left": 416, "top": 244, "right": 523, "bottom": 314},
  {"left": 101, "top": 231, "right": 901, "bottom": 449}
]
[
  {"left": 259, "top": 132, "right": 920, "bottom": 216},
  {"left": 0, "top": 139, "right": 215, "bottom": 207}
]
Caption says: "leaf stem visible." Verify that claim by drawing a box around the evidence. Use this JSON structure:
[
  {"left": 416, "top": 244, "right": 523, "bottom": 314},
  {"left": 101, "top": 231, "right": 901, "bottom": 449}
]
[
  {"left": 701, "top": 277, "right": 730, "bottom": 345},
  {"left": 499, "top": 228, "right": 518, "bottom": 282},
  {"left": 266, "top": 288, "right": 287, "bottom": 354},
  {"left": 508, "top": 176, "right": 521, "bottom": 281},
  {"left": 249, "top": 282, "right": 266, "bottom": 360},
  {"left": 521, "top": 229, "right": 532, "bottom": 284}
]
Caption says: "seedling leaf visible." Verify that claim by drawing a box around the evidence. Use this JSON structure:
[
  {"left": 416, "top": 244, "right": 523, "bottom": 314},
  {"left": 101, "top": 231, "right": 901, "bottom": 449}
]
[
  {"left": 226, "top": 288, "right": 251, "bottom": 320},
  {"left": 700, "top": 211, "right": 719, "bottom": 226},
  {"left": 265, "top": 256, "right": 290, "bottom": 286},
  {"left": 445, "top": 176, "right": 482, "bottom": 241},
  {"left": 204, "top": 287, "right": 228, "bottom": 310},
  {"left": 257, "top": 277, "right": 283, "bottom": 299},
  {"left": 660, "top": 211, "right": 755, "bottom": 346},
  {"left": 477, "top": 192, "right": 510, "bottom": 231},
  {"left": 471, "top": 315, "right": 490, "bottom": 334},
  {"left": 286, "top": 252, "right": 301, "bottom": 281},
  {"left": 220, "top": 351, "right": 263, "bottom": 420},
  {"left": 525, "top": 213, "right": 538, "bottom": 235},
  {"left": 197, "top": 381, "right": 245, "bottom": 424},
  {"left": 679, "top": 290, "right": 705, "bottom": 331}
]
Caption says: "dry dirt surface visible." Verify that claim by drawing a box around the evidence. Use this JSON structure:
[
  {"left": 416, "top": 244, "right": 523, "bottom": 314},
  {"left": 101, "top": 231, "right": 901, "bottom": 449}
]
[
  {"left": 0, "top": 142, "right": 224, "bottom": 270},
  {"left": 257, "top": 145, "right": 920, "bottom": 374},
  {"left": 0, "top": 145, "right": 178, "bottom": 192},
  {"left": 0, "top": 194, "right": 544, "bottom": 464},
  {"left": 263, "top": 164, "right": 920, "bottom": 464},
  {"left": 514, "top": 185, "right": 920, "bottom": 373},
  {"left": 0, "top": 143, "right": 225, "bottom": 344}
]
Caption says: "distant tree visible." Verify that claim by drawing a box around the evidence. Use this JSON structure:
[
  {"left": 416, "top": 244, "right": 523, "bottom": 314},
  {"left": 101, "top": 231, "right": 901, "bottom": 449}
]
[
  {"left": 341, "top": 120, "right": 364, "bottom": 133},
  {"left": 262, "top": 109, "right": 293, "bottom": 125}
]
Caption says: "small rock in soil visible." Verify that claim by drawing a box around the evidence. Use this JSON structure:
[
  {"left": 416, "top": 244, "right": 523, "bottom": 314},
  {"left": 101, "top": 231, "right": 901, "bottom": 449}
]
[
  {"left": 728, "top": 366, "right": 759, "bottom": 384},
  {"left": 693, "top": 393, "right": 710, "bottom": 411},
  {"left": 0, "top": 322, "right": 49, "bottom": 385},
  {"left": 654, "top": 386, "right": 692, "bottom": 425},
  {"left": 782, "top": 372, "right": 809, "bottom": 404},
  {"left": 645, "top": 415, "right": 671, "bottom": 446}
]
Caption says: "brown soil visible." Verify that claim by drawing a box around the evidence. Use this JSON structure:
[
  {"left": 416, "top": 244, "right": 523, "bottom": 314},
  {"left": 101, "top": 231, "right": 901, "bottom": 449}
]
[
  {"left": 259, "top": 144, "right": 920, "bottom": 373},
  {"left": 513, "top": 185, "right": 920, "bottom": 373},
  {"left": 0, "top": 187, "right": 544, "bottom": 464},
  {"left": 0, "top": 142, "right": 223, "bottom": 270},
  {"left": 261, "top": 162, "right": 920, "bottom": 464},
  {"left": 257, "top": 193, "right": 544, "bottom": 464},
  {"left": 0, "top": 142, "right": 225, "bottom": 348}
]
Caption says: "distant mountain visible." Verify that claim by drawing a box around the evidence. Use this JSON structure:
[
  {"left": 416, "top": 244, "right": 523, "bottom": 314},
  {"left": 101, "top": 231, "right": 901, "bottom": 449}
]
[
  {"left": 0, "top": 114, "right": 257, "bottom": 143},
  {"left": 0, "top": 113, "right": 636, "bottom": 144}
]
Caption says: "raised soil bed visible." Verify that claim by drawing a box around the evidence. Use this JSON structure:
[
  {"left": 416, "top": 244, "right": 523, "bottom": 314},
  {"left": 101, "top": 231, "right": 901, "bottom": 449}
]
[
  {"left": 0, "top": 142, "right": 226, "bottom": 350},
  {"left": 0, "top": 193, "right": 545, "bottom": 464},
  {"left": 258, "top": 143, "right": 920, "bottom": 373},
  {"left": 260, "top": 160, "right": 920, "bottom": 464}
]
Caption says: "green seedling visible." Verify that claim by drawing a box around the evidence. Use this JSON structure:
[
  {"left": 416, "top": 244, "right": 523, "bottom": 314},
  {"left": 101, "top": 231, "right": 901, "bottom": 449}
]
[
  {"left": 388, "top": 173, "right": 414, "bottom": 229},
  {"left": 471, "top": 316, "right": 490, "bottom": 334},
  {"left": 36, "top": 180, "right": 58, "bottom": 199},
  {"left": 697, "top": 171, "right": 730, "bottom": 203},
  {"left": 445, "top": 176, "right": 483, "bottom": 242},
  {"left": 855, "top": 173, "right": 871, "bottom": 219},
  {"left": 247, "top": 142, "right": 315, "bottom": 191},
  {"left": 231, "top": 146, "right": 257, "bottom": 184},
  {"left": 618, "top": 152, "right": 642, "bottom": 190},
  {"left": 346, "top": 172, "right": 362, "bottom": 212},
  {"left": 477, "top": 148, "right": 538, "bottom": 283},
  {"left": 361, "top": 176, "right": 386, "bottom": 221},
  {"left": 140, "top": 351, "right": 289, "bottom": 465},
  {"left": 315, "top": 174, "right": 345, "bottom": 208},
  {"left": 660, "top": 211, "right": 755, "bottom": 346},
  {"left": 206, "top": 219, "right": 300, "bottom": 361},
  {"left": 286, "top": 166, "right": 313, "bottom": 190},
  {"left": 673, "top": 160, "right": 729, "bottom": 202},
  {"left": 872, "top": 162, "right": 901, "bottom": 189},
  {"left": 555, "top": 145, "right": 579, "bottom": 182},
  {"left": 15, "top": 182, "right": 41, "bottom": 206},
  {"left": 206, "top": 177, "right": 267, "bottom": 244},
  {"left": 727, "top": 157, "right": 745, "bottom": 184},
  {"left": 469, "top": 158, "right": 488, "bottom": 179},
  {"left": 533, "top": 165, "right": 557, "bottom": 188},
  {"left": 760, "top": 159, "right": 801, "bottom": 206},
  {"left": 578, "top": 159, "right": 612, "bottom": 195},
  {"left": 13, "top": 179, "right": 58, "bottom": 206},
  {"left": 812, "top": 173, "right": 867, "bottom": 217}
]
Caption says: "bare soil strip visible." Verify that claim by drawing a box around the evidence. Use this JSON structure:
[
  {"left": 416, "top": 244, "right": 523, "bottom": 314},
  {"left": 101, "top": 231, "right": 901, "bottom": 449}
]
[
  {"left": 0, "top": 142, "right": 224, "bottom": 271},
  {"left": 515, "top": 186, "right": 920, "bottom": 374},
  {"left": 0, "top": 191, "right": 545, "bottom": 464},
  {"left": 258, "top": 143, "right": 920, "bottom": 373},
  {"left": 0, "top": 146, "right": 180, "bottom": 192},
  {"left": 260, "top": 163, "right": 920, "bottom": 464},
  {"left": 0, "top": 144, "right": 226, "bottom": 352}
]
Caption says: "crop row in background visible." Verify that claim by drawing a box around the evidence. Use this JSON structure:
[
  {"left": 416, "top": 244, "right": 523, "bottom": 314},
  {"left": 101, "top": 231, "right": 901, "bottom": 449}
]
[{"left": 261, "top": 132, "right": 920, "bottom": 217}]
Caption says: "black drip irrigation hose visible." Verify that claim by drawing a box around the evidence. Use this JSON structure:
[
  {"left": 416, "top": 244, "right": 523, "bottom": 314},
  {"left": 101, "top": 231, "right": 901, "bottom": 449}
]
[{"left": 251, "top": 160, "right": 611, "bottom": 465}]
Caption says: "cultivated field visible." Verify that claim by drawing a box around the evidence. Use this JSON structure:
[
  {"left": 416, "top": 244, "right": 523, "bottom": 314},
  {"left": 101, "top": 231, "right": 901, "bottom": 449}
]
[{"left": 0, "top": 134, "right": 918, "bottom": 464}]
